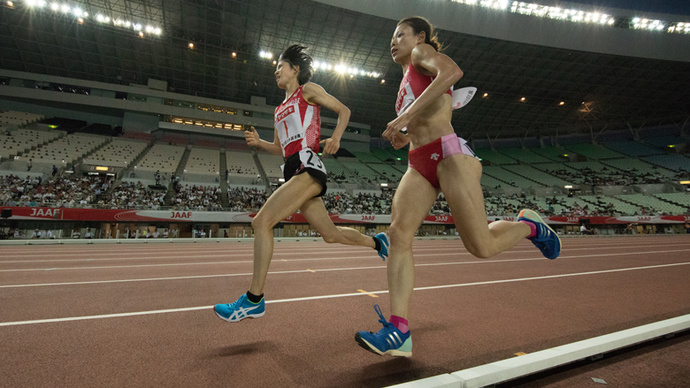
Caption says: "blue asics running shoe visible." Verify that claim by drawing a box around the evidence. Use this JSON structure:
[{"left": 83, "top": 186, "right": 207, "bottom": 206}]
[
  {"left": 374, "top": 232, "right": 389, "bottom": 261},
  {"left": 213, "top": 293, "right": 265, "bottom": 322},
  {"left": 355, "top": 305, "right": 412, "bottom": 357},
  {"left": 518, "top": 209, "right": 561, "bottom": 260}
]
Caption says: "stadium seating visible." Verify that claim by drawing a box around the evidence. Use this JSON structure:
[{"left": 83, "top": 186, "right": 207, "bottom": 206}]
[
  {"left": 564, "top": 143, "right": 625, "bottom": 160},
  {"left": 474, "top": 149, "right": 517, "bottom": 165},
  {"left": 641, "top": 154, "right": 690, "bottom": 172},
  {"left": 483, "top": 165, "right": 544, "bottom": 188},
  {"left": 0, "top": 128, "right": 62, "bottom": 161},
  {"left": 602, "top": 140, "right": 663, "bottom": 157},
  {"left": 82, "top": 138, "right": 149, "bottom": 168},
  {"left": 530, "top": 146, "right": 569, "bottom": 162},
  {"left": 0, "top": 111, "right": 45, "bottom": 126},
  {"left": 226, "top": 150, "right": 259, "bottom": 179},
  {"left": 255, "top": 152, "right": 284, "bottom": 179},
  {"left": 21, "top": 133, "right": 109, "bottom": 170},
  {"left": 618, "top": 193, "right": 687, "bottom": 215},
  {"left": 502, "top": 164, "right": 571, "bottom": 187},
  {"left": 655, "top": 193, "right": 690, "bottom": 210},
  {"left": 498, "top": 148, "right": 553, "bottom": 164},
  {"left": 579, "top": 195, "right": 640, "bottom": 215},
  {"left": 183, "top": 147, "right": 221, "bottom": 183},
  {"left": 133, "top": 143, "right": 185, "bottom": 179}
]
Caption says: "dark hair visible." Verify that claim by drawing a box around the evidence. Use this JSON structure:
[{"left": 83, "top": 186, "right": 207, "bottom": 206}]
[
  {"left": 397, "top": 16, "right": 442, "bottom": 52},
  {"left": 278, "top": 44, "right": 314, "bottom": 85}
]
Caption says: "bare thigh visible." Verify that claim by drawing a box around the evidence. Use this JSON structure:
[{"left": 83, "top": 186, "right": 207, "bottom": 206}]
[{"left": 252, "top": 173, "right": 323, "bottom": 230}]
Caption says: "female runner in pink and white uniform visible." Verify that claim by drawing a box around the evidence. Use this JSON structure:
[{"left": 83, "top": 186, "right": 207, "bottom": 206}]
[
  {"left": 214, "top": 45, "right": 389, "bottom": 323},
  {"left": 355, "top": 17, "right": 561, "bottom": 357}
]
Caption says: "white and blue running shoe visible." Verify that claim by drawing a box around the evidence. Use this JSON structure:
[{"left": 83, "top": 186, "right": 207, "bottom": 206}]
[
  {"left": 518, "top": 209, "right": 561, "bottom": 260},
  {"left": 214, "top": 294, "right": 265, "bottom": 322},
  {"left": 374, "top": 232, "right": 389, "bottom": 261},
  {"left": 355, "top": 305, "right": 412, "bottom": 357}
]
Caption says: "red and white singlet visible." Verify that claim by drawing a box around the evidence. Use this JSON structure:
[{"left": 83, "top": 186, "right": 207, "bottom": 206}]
[
  {"left": 274, "top": 84, "right": 321, "bottom": 158},
  {"left": 395, "top": 62, "right": 452, "bottom": 117}
]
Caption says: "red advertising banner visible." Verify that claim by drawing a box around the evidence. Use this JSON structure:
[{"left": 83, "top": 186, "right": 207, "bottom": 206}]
[{"left": 1, "top": 207, "right": 687, "bottom": 224}]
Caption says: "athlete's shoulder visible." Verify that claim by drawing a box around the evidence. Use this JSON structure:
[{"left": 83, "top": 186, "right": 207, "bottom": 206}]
[
  {"left": 302, "top": 82, "right": 326, "bottom": 95},
  {"left": 411, "top": 44, "right": 442, "bottom": 75},
  {"left": 301, "top": 82, "right": 327, "bottom": 105}
]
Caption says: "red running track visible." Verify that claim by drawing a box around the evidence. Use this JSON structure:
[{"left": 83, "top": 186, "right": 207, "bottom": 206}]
[{"left": 1, "top": 235, "right": 689, "bottom": 387}]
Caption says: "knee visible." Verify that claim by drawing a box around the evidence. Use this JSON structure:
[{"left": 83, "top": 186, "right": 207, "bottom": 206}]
[
  {"left": 320, "top": 231, "right": 339, "bottom": 244},
  {"left": 464, "top": 243, "right": 495, "bottom": 259},
  {"left": 251, "top": 214, "right": 273, "bottom": 232},
  {"left": 388, "top": 223, "right": 414, "bottom": 250}
]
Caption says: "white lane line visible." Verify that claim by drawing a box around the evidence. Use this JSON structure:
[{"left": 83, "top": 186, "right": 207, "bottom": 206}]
[
  {"left": 1, "top": 261, "right": 688, "bottom": 327},
  {"left": 2, "top": 258, "right": 542, "bottom": 288},
  {"left": 2, "top": 247, "right": 689, "bottom": 273},
  {"left": 0, "top": 243, "right": 474, "bottom": 259},
  {"left": 2, "top": 241, "right": 688, "bottom": 262}
]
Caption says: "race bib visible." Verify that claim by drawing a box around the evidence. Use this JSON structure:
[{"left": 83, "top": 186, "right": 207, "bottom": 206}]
[
  {"left": 298, "top": 149, "right": 327, "bottom": 175},
  {"left": 280, "top": 149, "right": 328, "bottom": 175},
  {"left": 451, "top": 87, "right": 477, "bottom": 110},
  {"left": 399, "top": 86, "right": 477, "bottom": 133}
]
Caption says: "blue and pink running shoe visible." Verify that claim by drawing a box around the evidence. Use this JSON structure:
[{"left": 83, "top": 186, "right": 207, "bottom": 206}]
[
  {"left": 518, "top": 209, "right": 561, "bottom": 260},
  {"left": 355, "top": 305, "right": 412, "bottom": 357}
]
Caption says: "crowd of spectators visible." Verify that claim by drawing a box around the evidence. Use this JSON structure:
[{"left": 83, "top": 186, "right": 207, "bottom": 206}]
[
  {"left": 227, "top": 187, "right": 267, "bottom": 212},
  {"left": 0, "top": 174, "right": 38, "bottom": 206},
  {"left": 100, "top": 181, "right": 166, "bottom": 209},
  {"left": 322, "top": 191, "right": 394, "bottom": 214},
  {"left": 0, "top": 174, "right": 111, "bottom": 208},
  {"left": 2, "top": 162, "right": 688, "bottom": 216},
  {"left": 172, "top": 184, "right": 223, "bottom": 211}
]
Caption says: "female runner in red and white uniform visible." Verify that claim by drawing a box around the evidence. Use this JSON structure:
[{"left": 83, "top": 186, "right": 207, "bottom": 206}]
[
  {"left": 214, "top": 45, "right": 389, "bottom": 322},
  {"left": 354, "top": 17, "right": 561, "bottom": 357}
]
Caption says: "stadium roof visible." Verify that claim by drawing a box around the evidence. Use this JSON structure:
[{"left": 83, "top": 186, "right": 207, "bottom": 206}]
[{"left": 1, "top": 0, "right": 689, "bottom": 140}]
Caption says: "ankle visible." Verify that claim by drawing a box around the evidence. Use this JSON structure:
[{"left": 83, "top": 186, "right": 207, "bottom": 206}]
[
  {"left": 519, "top": 220, "right": 537, "bottom": 238},
  {"left": 389, "top": 315, "right": 409, "bottom": 334},
  {"left": 246, "top": 291, "right": 264, "bottom": 303}
]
